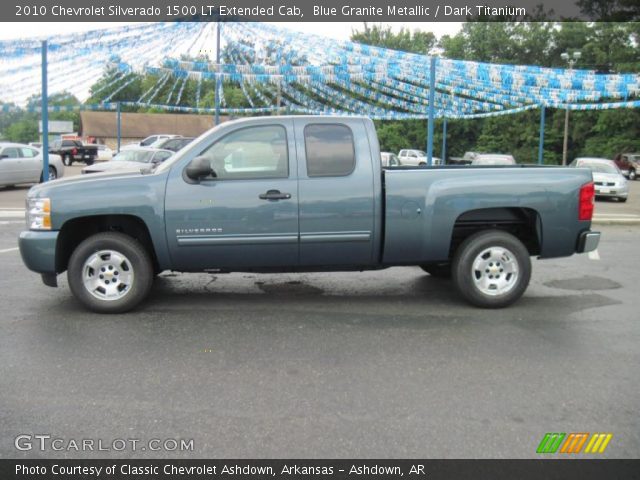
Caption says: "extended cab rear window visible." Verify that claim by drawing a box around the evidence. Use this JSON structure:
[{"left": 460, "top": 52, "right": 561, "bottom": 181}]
[{"left": 304, "top": 124, "right": 355, "bottom": 177}]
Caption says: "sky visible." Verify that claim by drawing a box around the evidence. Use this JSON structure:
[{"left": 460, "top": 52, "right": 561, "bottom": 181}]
[{"left": 0, "top": 21, "right": 463, "bottom": 42}]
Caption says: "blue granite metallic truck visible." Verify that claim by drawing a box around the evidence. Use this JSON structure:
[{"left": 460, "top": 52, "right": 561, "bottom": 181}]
[{"left": 19, "top": 116, "right": 600, "bottom": 313}]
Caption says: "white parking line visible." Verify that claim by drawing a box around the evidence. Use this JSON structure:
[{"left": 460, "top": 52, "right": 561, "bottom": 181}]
[
  {"left": 0, "top": 210, "right": 25, "bottom": 218},
  {"left": 0, "top": 247, "right": 19, "bottom": 254},
  {"left": 588, "top": 249, "right": 601, "bottom": 260}
]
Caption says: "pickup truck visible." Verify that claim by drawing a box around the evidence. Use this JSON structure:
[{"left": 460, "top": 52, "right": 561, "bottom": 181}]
[
  {"left": 49, "top": 139, "right": 98, "bottom": 166},
  {"left": 19, "top": 116, "right": 600, "bottom": 313}
]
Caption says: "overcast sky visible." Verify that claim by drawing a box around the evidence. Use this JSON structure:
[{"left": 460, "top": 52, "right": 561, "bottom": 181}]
[{"left": 0, "top": 21, "right": 462, "bottom": 42}]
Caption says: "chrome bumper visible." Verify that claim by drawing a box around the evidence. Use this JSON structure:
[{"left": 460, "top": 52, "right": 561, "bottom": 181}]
[{"left": 577, "top": 231, "right": 601, "bottom": 253}]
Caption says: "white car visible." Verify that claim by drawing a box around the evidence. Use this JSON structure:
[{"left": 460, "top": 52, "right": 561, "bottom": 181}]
[
  {"left": 0, "top": 142, "right": 64, "bottom": 187},
  {"left": 120, "top": 134, "right": 180, "bottom": 151},
  {"left": 381, "top": 152, "right": 401, "bottom": 167},
  {"left": 470, "top": 154, "right": 517, "bottom": 166},
  {"left": 81, "top": 147, "right": 173, "bottom": 174},
  {"left": 570, "top": 157, "right": 628, "bottom": 202},
  {"left": 398, "top": 149, "right": 442, "bottom": 166}
]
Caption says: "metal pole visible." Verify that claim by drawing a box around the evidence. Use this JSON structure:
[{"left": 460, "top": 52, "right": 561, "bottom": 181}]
[
  {"left": 116, "top": 101, "right": 121, "bottom": 153},
  {"left": 427, "top": 56, "right": 436, "bottom": 166},
  {"left": 277, "top": 81, "right": 282, "bottom": 115},
  {"left": 562, "top": 105, "right": 569, "bottom": 165},
  {"left": 441, "top": 117, "right": 447, "bottom": 164},
  {"left": 214, "top": 21, "right": 221, "bottom": 126},
  {"left": 41, "top": 40, "right": 49, "bottom": 182},
  {"left": 538, "top": 105, "right": 545, "bottom": 165}
]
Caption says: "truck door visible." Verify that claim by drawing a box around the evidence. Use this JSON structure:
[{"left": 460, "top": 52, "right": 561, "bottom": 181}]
[
  {"left": 164, "top": 121, "right": 299, "bottom": 271},
  {"left": 294, "top": 119, "right": 377, "bottom": 267}
]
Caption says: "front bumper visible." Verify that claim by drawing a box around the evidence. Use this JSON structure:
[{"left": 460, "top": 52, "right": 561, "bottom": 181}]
[
  {"left": 577, "top": 231, "right": 600, "bottom": 253},
  {"left": 18, "top": 230, "right": 58, "bottom": 274}
]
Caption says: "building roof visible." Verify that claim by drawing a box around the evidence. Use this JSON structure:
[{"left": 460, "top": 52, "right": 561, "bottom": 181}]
[{"left": 80, "top": 111, "right": 226, "bottom": 138}]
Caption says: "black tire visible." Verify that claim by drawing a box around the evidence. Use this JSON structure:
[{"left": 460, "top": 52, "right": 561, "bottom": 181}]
[
  {"left": 85, "top": 157, "right": 95, "bottom": 166},
  {"left": 63, "top": 155, "right": 73, "bottom": 166},
  {"left": 40, "top": 166, "right": 57, "bottom": 182},
  {"left": 629, "top": 169, "right": 636, "bottom": 181},
  {"left": 618, "top": 197, "right": 627, "bottom": 203},
  {"left": 67, "top": 232, "right": 154, "bottom": 313},
  {"left": 420, "top": 263, "right": 451, "bottom": 278},
  {"left": 452, "top": 230, "right": 531, "bottom": 308}
]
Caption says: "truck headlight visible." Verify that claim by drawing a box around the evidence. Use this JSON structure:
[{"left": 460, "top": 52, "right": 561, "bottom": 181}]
[{"left": 26, "top": 197, "right": 51, "bottom": 230}]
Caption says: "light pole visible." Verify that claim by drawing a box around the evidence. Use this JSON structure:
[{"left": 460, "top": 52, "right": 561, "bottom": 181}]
[{"left": 561, "top": 51, "right": 581, "bottom": 165}]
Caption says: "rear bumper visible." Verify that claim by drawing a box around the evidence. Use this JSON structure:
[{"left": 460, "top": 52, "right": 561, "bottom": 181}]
[
  {"left": 577, "top": 231, "right": 600, "bottom": 253},
  {"left": 18, "top": 230, "right": 58, "bottom": 274}
]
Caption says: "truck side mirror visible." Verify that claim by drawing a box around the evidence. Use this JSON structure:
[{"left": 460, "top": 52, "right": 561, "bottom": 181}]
[{"left": 185, "top": 156, "right": 214, "bottom": 181}]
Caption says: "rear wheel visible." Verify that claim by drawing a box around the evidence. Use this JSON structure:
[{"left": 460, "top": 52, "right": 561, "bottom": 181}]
[
  {"left": 629, "top": 169, "right": 636, "bottom": 180},
  {"left": 62, "top": 154, "right": 73, "bottom": 166},
  {"left": 452, "top": 230, "right": 531, "bottom": 308},
  {"left": 67, "top": 232, "right": 154, "bottom": 313}
]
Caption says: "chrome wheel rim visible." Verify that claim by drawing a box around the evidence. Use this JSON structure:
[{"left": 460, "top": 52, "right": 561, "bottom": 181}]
[
  {"left": 48, "top": 168, "right": 56, "bottom": 181},
  {"left": 82, "top": 250, "right": 134, "bottom": 301},
  {"left": 471, "top": 246, "right": 519, "bottom": 296}
]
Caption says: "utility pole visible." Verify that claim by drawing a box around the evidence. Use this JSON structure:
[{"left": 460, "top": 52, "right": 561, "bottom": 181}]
[{"left": 561, "top": 51, "right": 581, "bottom": 165}]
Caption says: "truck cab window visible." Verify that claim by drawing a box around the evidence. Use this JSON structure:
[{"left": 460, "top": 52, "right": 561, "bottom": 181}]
[
  {"left": 197, "top": 125, "right": 288, "bottom": 180},
  {"left": 304, "top": 124, "right": 355, "bottom": 177}
]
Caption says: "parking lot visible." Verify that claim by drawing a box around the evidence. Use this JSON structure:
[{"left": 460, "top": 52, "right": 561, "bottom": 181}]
[{"left": 0, "top": 170, "right": 639, "bottom": 458}]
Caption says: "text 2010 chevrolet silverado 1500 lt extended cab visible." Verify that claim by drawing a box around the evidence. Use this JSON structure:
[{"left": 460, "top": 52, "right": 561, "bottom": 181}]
[{"left": 19, "top": 116, "right": 600, "bottom": 313}]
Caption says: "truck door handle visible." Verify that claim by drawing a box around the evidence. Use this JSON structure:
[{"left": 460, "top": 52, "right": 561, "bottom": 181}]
[{"left": 259, "top": 190, "right": 291, "bottom": 201}]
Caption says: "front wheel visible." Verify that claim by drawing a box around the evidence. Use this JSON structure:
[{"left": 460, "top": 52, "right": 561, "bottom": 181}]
[
  {"left": 67, "top": 232, "right": 154, "bottom": 313},
  {"left": 62, "top": 155, "right": 73, "bottom": 166},
  {"left": 452, "top": 230, "right": 531, "bottom": 308}
]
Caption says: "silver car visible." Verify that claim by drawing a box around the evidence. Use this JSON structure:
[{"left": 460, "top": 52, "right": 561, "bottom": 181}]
[
  {"left": 0, "top": 142, "right": 64, "bottom": 187},
  {"left": 570, "top": 157, "right": 628, "bottom": 202},
  {"left": 81, "top": 147, "right": 173, "bottom": 174}
]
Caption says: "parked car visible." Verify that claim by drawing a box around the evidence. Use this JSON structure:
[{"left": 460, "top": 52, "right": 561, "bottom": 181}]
[
  {"left": 121, "top": 134, "right": 180, "bottom": 151},
  {"left": 88, "top": 144, "right": 113, "bottom": 162},
  {"left": 151, "top": 137, "right": 194, "bottom": 152},
  {"left": 398, "top": 149, "right": 442, "bottom": 166},
  {"left": 19, "top": 116, "right": 600, "bottom": 313},
  {"left": 49, "top": 139, "right": 98, "bottom": 166},
  {"left": 448, "top": 151, "right": 479, "bottom": 165},
  {"left": 570, "top": 157, "right": 628, "bottom": 202},
  {"left": 614, "top": 153, "right": 640, "bottom": 180},
  {"left": 381, "top": 152, "right": 401, "bottom": 167},
  {"left": 81, "top": 148, "right": 173, "bottom": 174},
  {"left": 470, "top": 154, "right": 517, "bottom": 166},
  {"left": 0, "top": 142, "right": 64, "bottom": 187}
]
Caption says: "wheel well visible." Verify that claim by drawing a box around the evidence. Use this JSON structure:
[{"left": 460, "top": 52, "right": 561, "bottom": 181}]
[
  {"left": 450, "top": 207, "right": 541, "bottom": 257},
  {"left": 56, "top": 215, "right": 158, "bottom": 273}
]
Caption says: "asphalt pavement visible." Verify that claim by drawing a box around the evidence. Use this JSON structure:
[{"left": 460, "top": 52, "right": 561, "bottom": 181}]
[{"left": 0, "top": 177, "right": 638, "bottom": 458}]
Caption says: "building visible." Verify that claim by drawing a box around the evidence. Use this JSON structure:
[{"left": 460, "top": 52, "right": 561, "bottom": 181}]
[{"left": 79, "top": 111, "right": 228, "bottom": 150}]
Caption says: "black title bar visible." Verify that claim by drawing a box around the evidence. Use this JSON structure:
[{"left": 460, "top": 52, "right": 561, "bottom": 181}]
[
  {"left": 2, "top": 460, "right": 640, "bottom": 480},
  {"left": 7, "top": 0, "right": 588, "bottom": 22}
]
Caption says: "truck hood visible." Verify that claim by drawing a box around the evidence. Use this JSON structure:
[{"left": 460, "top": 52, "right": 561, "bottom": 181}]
[{"left": 27, "top": 169, "right": 146, "bottom": 196}]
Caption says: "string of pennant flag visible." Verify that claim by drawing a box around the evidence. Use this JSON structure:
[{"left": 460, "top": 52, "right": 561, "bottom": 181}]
[{"left": 0, "top": 21, "right": 639, "bottom": 119}]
